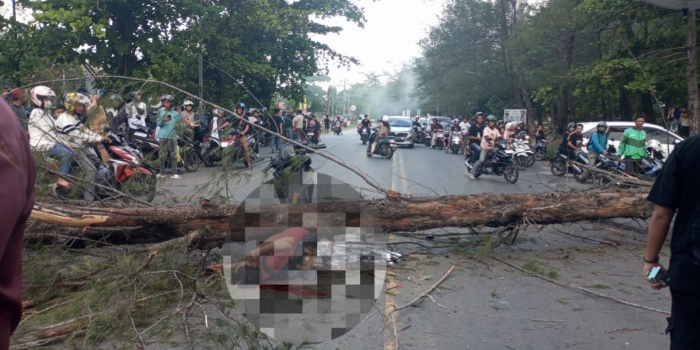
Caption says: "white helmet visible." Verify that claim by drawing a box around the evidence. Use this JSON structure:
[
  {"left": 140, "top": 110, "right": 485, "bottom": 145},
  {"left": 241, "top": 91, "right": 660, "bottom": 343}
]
[
  {"left": 30, "top": 86, "right": 56, "bottom": 108},
  {"left": 183, "top": 100, "right": 194, "bottom": 107},
  {"left": 382, "top": 115, "right": 389, "bottom": 122}
]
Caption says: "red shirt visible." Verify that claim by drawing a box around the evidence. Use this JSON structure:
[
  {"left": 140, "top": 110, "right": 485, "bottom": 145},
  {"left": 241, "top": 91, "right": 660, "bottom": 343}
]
[
  {"left": 0, "top": 99, "right": 36, "bottom": 350},
  {"left": 258, "top": 227, "right": 310, "bottom": 282}
]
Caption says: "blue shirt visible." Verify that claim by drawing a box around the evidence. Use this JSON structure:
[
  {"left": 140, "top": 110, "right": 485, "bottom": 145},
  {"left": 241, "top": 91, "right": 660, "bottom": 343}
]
[
  {"left": 588, "top": 132, "right": 607, "bottom": 154},
  {"left": 156, "top": 108, "right": 181, "bottom": 140}
]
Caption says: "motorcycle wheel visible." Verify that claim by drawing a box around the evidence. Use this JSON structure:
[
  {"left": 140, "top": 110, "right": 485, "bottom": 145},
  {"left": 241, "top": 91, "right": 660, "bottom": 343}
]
[
  {"left": 121, "top": 167, "right": 157, "bottom": 203},
  {"left": 452, "top": 145, "right": 458, "bottom": 154},
  {"left": 550, "top": 160, "right": 566, "bottom": 176},
  {"left": 573, "top": 171, "right": 586, "bottom": 184},
  {"left": 183, "top": 149, "right": 200, "bottom": 172},
  {"left": 362, "top": 137, "right": 367, "bottom": 145},
  {"left": 472, "top": 167, "right": 482, "bottom": 179},
  {"left": 203, "top": 149, "right": 215, "bottom": 167},
  {"left": 534, "top": 149, "right": 546, "bottom": 161},
  {"left": 595, "top": 174, "right": 613, "bottom": 188},
  {"left": 366, "top": 147, "right": 372, "bottom": 157},
  {"left": 516, "top": 155, "right": 528, "bottom": 170},
  {"left": 526, "top": 155, "right": 536, "bottom": 168},
  {"left": 503, "top": 165, "right": 519, "bottom": 184}
]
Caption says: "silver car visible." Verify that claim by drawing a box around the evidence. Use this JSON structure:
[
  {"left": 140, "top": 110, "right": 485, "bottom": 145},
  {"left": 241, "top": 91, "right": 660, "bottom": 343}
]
[{"left": 387, "top": 117, "right": 415, "bottom": 148}]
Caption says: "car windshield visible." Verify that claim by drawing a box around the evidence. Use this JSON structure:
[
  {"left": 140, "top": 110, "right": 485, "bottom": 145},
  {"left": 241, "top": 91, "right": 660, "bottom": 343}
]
[{"left": 389, "top": 119, "right": 411, "bottom": 127}]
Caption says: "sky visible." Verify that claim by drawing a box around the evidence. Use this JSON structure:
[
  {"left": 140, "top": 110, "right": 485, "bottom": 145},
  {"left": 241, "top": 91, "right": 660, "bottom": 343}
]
[{"left": 312, "top": 0, "right": 447, "bottom": 87}]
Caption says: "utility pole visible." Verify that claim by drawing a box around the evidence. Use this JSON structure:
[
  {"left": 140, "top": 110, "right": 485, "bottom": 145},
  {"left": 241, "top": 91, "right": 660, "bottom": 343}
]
[
  {"left": 343, "top": 79, "right": 347, "bottom": 115},
  {"left": 198, "top": 0, "right": 204, "bottom": 115}
]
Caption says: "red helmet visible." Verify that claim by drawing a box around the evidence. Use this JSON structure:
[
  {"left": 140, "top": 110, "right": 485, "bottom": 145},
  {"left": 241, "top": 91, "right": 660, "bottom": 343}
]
[{"left": 10, "top": 88, "right": 23, "bottom": 99}]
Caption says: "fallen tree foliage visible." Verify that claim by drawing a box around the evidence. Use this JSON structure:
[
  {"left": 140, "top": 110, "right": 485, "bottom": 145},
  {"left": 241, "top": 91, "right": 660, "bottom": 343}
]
[{"left": 27, "top": 189, "right": 653, "bottom": 248}]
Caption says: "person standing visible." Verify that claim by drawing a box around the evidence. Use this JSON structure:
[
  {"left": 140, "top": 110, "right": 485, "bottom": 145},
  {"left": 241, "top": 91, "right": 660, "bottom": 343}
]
[
  {"left": 0, "top": 98, "right": 36, "bottom": 350},
  {"left": 155, "top": 94, "right": 181, "bottom": 179},
  {"left": 282, "top": 111, "right": 293, "bottom": 140},
  {"left": 8, "top": 89, "right": 28, "bottom": 132},
  {"left": 292, "top": 109, "right": 305, "bottom": 141},
  {"left": 643, "top": 134, "right": 700, "bottom": 349},
  {"left": 324, "top": 114, "right": 330, "bottom": 133},
  {"left": 617, "top": 115, "right": 652, "bottom": 175},
  {"left": 269, "top": 108, "right": 283, "bottom": 152},
  {"left": 679, "top": 108, "right": 690, "bottom": 138}
]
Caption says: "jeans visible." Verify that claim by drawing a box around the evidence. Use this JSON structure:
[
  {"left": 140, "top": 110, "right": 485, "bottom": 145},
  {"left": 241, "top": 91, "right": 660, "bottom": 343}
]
[
  {"left": 73, "top": 147, "right": 99, "bottom": 201},
  {"left": 270, "top": 135, "right": 280, "bottom": 151},
  {"left": 50, "top": 144, "right": 74, "bottom": 174},
  {"left": 668, "top": 288, "right": 700, "bottom": 349},
  {"left": 584, "top": 151, "right": 599, "bottom": 179},
  {"left": 469, "top": 143, "right": 481, "bottom": 162},
  {"left": 471, "top": 148, "right": 495, "bottom": 175},
  {"left": 285, "top": 127, "right": 293, "bottom": 140},
  {"left": 159, "top": 138, "right": 178, "bottom": 175}
]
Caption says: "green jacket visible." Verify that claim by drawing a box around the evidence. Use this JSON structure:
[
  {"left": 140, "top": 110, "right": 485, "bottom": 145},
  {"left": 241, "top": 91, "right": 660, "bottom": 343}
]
[
  {"left": 156, "top": 108, "right": 181, "bottom": 140},
  {"left": 617, "top": 128, "right": 648, "bottom": 159}
]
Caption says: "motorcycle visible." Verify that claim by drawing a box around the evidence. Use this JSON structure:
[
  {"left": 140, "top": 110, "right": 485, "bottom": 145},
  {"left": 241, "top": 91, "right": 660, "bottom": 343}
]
[
  {"left": 450, "top": 131, "right": 462, "bottom": 154},
  {"left": 366, "top": 130, "right": 397, "bottom": 159},
  {"left": 306, "top": 129, "right": 320, "bottom": 145},
  {"left": 533, "top": 138, "right": 547, "bottom": 161},
  {"left": 433, "top": 129, "right": 446, "bottom": 150},
  {"left": 130, "top": 126, "right": 199, "bottom": 173},
  {"left": 263, "top": 140, "right": 327, "bottom": 204},
  {"left": 412, "top": 126, "right": 424, "bottom": 144},
  {"left": 464, "top": 138, "right": 519, "bottom": 184},
  {"left": 333, "top": 122, "right": 342, "bottom": 135},
  {"left": 360, "top": 127, "right": 370, "bottom": 145},
  {"left": 42, "top": 128, "right": 157, "bottom": 202},
  {"left": 201, "top": 129, "right": 258, "bottom": 168},
  {"left": 512, "top": 139, "right": 535, "bottom": 169},
  {"left": 549, "top": 149, "right": 589, "bottom": 183}
]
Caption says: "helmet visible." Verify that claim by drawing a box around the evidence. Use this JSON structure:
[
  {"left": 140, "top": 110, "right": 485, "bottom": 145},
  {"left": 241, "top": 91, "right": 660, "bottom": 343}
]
[
  {"left": 235, "top": 102, "right": 245, "bottom": 110},
  {"left": 596, "top": 121, "right": 607, "bottom": 130},
  {"left": 64, "top": 92, "right": 91, "bottom": 114},
  {"left": 160, "top": 94, "right": 174, "bottom": 103},
  {"left": 30, "top": 86, "right": 56, "bottom": 108},
  {"left": 476, "top": 112, "right": 484, "bottom": 117},
  {"left": 382, "top": 115, "right": 389, "bottom": 122},
  {"left": 183, "top": 100, "right": 194, "bottom": 107},
  {"left": 486, "top": 115, "right": 497, "bottom": 122},
  {"left": 567, "top": 122, "right": 576, "bottom": 130},
  {"left": 453, "top": 119, "right": 459, "bottom": 123},
  {"left": 10, "top": 88, "right": 23, "bottom": 100},
  {"left": 130, "top": 91, "right": 141, "bottom": 98}
]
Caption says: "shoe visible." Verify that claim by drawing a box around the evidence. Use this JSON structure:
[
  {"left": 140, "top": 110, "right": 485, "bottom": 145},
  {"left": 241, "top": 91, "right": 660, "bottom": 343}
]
[
  {"left": 170, "top": 174, "right": 182, "bottom": 179},
  {"left": 468, "top": 173, "right": 475, "bottom": 179}
]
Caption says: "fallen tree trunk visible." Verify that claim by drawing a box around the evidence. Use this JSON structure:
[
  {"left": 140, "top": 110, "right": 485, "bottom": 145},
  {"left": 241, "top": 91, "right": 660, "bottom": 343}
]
[{"left": 27, "top": 190, "right": 652, "bottom": 249}]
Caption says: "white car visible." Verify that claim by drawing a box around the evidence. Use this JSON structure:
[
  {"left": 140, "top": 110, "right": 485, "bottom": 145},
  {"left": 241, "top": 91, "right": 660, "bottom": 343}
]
[
  {"left": 580, "top": 121, "right": 682, "bottom": 159},
  {"left": 386, "top": 117, "right": 415, "bottom": 148}
]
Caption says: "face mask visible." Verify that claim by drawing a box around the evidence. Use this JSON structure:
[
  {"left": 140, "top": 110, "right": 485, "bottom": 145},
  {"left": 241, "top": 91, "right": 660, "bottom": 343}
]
[{"left": 44, "top": 101, "right": 52, "bottom": 109}]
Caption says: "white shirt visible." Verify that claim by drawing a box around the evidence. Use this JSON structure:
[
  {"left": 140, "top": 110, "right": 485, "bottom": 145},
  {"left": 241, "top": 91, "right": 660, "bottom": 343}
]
[
  {"left": 128, "top": 101, "right": 147, "bottom": 129},
  {"left": 28, "top": 109, "right": 65, "bottom": 151},
  {"left": 211, "top": 117, "right": 219, "bottom": 139},
  {"left": 54, "top": 112, "right": 102, "bottom": 146},
  {"left": 459, "top": 121, "right": 471, "bottom": 135}
]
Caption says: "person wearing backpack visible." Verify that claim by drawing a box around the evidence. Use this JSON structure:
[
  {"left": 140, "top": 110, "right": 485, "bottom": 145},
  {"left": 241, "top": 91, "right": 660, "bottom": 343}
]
[{"left": 584, "top": 121, "right": 609, "bottom": 180}]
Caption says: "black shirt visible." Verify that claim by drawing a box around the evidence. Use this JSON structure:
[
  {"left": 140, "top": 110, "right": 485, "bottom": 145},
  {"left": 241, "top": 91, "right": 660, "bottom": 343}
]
[
  {"left": 568, "top": 132, "right": 583, "bottom": 149},
  {"left": 560, "top": 132, "right": 570, "bottom": 150},
  {"left": 434, "top": 123, "right": 444, "bottom": 131},
  {"left": 647, "top": 136, "right": 700, "bottom": 294},
  {"left": 361, "top": 119, "right": 371, "bottom": 128},
  {"left": 468, "top": 123, "right": 485, "bottom": 145},
  {"left": 412, "top": 121, "right": 421, "bottom": 128},
  {"left": 10, "top": 104, "right": 27, "bottom": 130},
  {"left": 270, "top": 115, "right": 282, "bottom": 133}
]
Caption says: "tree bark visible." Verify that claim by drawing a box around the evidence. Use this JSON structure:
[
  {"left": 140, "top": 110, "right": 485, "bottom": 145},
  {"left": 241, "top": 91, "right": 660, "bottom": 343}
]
[
  {"left": 687, "top": 9, "right": 700, "bottom": 136},
  {"left": 27, "top": 190, "right": 652, "bottom": 249}
]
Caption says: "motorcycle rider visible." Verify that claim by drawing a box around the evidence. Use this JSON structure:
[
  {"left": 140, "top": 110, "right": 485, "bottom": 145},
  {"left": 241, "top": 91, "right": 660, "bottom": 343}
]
[
  {"left": 535, "top": 125, "right": 546, "bottom": 142},
  {"left": 466, "top": 113, "right": 485, "bottom": 160},
  {"left": 584, "top": 122, "right": 609, "bottom": 179},
  {"left": 447, "top": 120, "right": 462, "bottom": 153},
  {"left": 558, "top": 122, "right": 576, "bottom": 156},
  {"left": 369, "top": 115, "right": 391, "bottom": 156},
  {"left": 430, "top": 119, "right": 444, "bottom": 149},
  {"left": 27, "top": 86, "right": 75, "bottom": 188},
  {"left": 459, "top": 116, "right": 470, "bottom": 146},
  {"left": 209, "top": 108, "right": 230, "bottom": 140},
  {"left": 126, "top": 91, "right": 147, "bottom": 141},
  {"left": 469, "top": 115, "right": 501, "bottom": 179},
  {"left": 360, "top": 115, "right": 372, "bottom": 139},
  {"left": 54, "top": 92, "right": 110, "bottom": 200},
  {"left": 566, "top": 123, "right": 586, "bottom": 159}
]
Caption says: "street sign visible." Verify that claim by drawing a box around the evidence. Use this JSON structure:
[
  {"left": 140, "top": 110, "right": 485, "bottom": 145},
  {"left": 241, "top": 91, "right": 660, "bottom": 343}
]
[{"left": 504, "top": 109, "right": 526, "bottom": 124}]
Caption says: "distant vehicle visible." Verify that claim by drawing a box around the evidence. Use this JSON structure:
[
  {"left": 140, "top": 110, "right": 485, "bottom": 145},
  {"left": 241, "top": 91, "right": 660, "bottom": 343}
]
[
  {"left": 387, "top": 117, "right": 415, "bottom": 149},
  {"left": 580, "top": 121, "right": 682, "bottom": 159},
  {"left": 425, "top": 116, "right": 452, "bottom": 133}
]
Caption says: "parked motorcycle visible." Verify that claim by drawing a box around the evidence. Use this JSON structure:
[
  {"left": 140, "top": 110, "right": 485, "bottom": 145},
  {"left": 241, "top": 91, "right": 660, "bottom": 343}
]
[
  {"left": 512, "top": 139, "right": 535, "bottom": 169},
  {"left": 464, "top": 138, "right": 519, "bottom": 184},
  {"left": 549, "top": 149, "right": 589, "bottom": 183},
  {"left": 533, "top": 138, "right": 547, "bottom": 161},
  {"left": 366, "top": 130, "right": 397, "bottom": 159},
  {"left": 360, "top": 127, "right": 370, "bottom": 144},
  {"left": 130, "top": 126, "right": 199, "bottom": 173},
  {"left": 306, "top": 129, "right": 320, "bottom": 145},
  {"left": 201, "top": 129, "right": 258, "bottom": 168},
  {"left": 449, "top": 131, "right": 462, "bottom": 154},
  {"left": 263, "top": 140, "right": 327, "bottom": 204}
]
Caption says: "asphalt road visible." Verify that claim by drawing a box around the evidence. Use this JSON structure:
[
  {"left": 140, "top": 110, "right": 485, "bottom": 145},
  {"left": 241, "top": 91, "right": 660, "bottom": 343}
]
[{"left": 156, "top": 128, "right": 587, "bottom": 203}]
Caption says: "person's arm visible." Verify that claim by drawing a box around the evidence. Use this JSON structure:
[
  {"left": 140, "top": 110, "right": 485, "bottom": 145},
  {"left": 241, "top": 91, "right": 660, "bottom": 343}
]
[
  {"left": 567, "top": 134, "right": 577, "bottom": 150},
  {"left": 617, "top": 131, "right": 627, "bottom": 157},
  {"left": 156, "top": 110, "right": 167, "bottom": 127},
  {"left": 644, "top": 205, "right": 673, "bottom": 289}
]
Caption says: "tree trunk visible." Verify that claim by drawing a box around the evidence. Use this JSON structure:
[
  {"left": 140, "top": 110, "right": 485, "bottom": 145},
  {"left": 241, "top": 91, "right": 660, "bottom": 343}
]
[
  {"left": 515, "top": 55, "right": 536, "bottom": 132},
  {"left": 641, "top": 93, "right": 656, "bottom": 123},
  {"left": 687, "top": 10, "right": 700, "bottom": 137},
  {"left": 619, "top": 89, "right": 632, "bottom": 120},
  {"left": 27, "top": 190, "right": 652, "bottom": 249}
]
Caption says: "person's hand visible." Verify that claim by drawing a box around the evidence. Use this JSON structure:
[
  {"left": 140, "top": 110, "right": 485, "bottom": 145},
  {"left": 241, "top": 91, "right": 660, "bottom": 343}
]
[
  {"left": 101, "top": 136, "right": 111, "bottom": 143},
  {"left": 649, "top": 156, "right": 654, "bottom": 161},
  {"left": 603, "top": 151, "right": 608, "bottom": 156},
  {"left": 643, "top": 261, "right": 668, "bottom": 290},
  {"left": 246, "top": 250, "right": 260, "bottom": 267}
]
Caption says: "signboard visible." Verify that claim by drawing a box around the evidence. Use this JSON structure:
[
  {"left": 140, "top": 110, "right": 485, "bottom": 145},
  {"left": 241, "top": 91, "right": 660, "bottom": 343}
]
[{"left": 503, "top": 109, "right": 526, "bottom": 124}]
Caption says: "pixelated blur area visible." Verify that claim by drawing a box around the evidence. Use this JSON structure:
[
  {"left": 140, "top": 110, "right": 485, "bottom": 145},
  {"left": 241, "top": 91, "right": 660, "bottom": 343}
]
[{"left": 223, "top": 172, "right": 387, "bottom": 343}]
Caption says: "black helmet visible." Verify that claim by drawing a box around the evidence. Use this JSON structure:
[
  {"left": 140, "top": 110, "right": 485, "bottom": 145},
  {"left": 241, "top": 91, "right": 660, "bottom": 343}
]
[
  {"left": 486, "top": 115, "right": 497, "bottom": 122},
  {"left": 596, "top": 121, "right": 608, "bottom": 129},
  {"left": 235, "top": 102, "right": 245, "bottom": 110},
  {"left": 476, "top": 112, "right": 484, "bottom": 117},
  {"left": 567, "top": 122, "right": 576, "bottom": 129}
]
